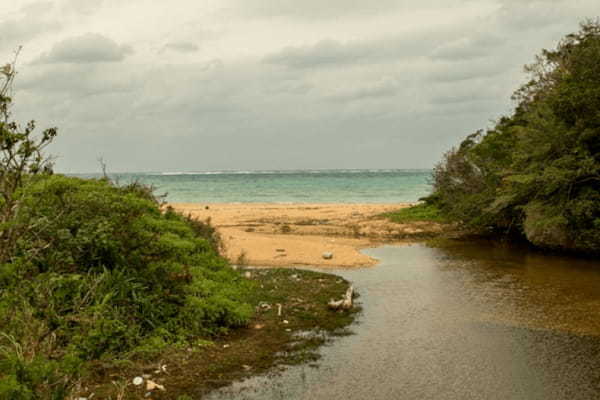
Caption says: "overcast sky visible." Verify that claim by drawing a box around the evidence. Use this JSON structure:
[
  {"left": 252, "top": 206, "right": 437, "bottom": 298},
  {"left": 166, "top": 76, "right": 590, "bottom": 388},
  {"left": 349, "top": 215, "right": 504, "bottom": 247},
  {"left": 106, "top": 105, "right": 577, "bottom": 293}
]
[{"left": 1, "top": 0, "right": 598, "bottom": 172}]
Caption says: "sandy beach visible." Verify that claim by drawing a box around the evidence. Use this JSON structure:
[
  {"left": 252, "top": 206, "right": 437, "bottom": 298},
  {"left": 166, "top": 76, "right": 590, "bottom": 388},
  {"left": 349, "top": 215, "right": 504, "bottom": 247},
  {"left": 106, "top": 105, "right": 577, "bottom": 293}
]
[{"left": 171, "top": 203, "right": 444, "bottom": 268}]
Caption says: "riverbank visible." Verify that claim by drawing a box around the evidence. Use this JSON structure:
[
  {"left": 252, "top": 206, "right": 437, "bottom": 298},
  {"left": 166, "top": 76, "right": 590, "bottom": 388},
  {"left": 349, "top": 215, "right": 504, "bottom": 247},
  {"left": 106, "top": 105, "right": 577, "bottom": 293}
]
[
  {"left": 80, "top": 268, "right": 358, "bottom": 399},
  {"left": 171, "top": 203, "right": 447, "bottom": 267}
]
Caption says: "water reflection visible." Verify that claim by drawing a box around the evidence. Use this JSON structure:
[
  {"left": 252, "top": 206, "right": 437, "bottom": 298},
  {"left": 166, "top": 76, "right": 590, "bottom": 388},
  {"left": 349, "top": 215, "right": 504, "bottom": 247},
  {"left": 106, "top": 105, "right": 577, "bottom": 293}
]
[{"left": 208, "top": 243, "right": 600, "bottom": 399}]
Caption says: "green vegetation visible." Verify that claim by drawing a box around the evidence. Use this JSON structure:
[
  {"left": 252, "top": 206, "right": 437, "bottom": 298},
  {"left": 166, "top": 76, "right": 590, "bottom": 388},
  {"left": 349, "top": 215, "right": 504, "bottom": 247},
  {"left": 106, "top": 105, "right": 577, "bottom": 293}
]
[
  {"left": 0, "top": 57, "right": 357, "bottom": 400},
  {"left": 127, "top": 268, "right": 358, "bottom": 399},
  {"left": 428, "top": 20, "right": 600, "bottom": 254},
  {"left": 383, "top": 202, "right": 447, "bottom": 224},
  {"left": 0, "top": 175, "right": 254, "bottom": 398}
]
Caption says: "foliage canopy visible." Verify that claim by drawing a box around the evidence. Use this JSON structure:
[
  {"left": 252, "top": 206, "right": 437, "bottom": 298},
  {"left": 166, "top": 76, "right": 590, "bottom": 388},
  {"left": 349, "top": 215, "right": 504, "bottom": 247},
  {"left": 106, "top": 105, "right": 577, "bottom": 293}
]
[{"left": 430, "top": 20, "right": 600, "bottom": 253}]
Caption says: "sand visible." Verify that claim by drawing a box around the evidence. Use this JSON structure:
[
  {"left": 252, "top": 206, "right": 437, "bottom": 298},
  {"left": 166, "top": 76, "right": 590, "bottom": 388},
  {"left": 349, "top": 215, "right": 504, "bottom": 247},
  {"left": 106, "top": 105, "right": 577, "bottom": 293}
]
[{"left": 171, "top": 203, "right": 444, "bottom": 268}]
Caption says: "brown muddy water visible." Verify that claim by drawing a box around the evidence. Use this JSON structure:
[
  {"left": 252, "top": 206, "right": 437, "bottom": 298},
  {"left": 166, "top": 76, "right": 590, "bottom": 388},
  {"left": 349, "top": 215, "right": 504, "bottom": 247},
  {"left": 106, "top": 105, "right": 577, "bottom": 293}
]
[{"left": 208, "top": 242, "right": 600, "bottom": 399}]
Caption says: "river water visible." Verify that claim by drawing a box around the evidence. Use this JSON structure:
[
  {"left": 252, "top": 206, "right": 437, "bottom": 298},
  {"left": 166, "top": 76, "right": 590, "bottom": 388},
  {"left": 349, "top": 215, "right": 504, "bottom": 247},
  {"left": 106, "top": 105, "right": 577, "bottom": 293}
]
[{"left": 208, "top": 242, "right": 600, "bottom": 399}]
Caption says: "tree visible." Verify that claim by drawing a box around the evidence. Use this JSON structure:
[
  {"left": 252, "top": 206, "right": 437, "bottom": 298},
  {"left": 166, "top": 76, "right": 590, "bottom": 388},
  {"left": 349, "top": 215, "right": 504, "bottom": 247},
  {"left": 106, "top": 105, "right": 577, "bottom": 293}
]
[
  {"left": 430, "top": 20, "right": 600, "bottom": 253},
  {"left": 0, "top": 51, "right": 57, "bottom": 263}
]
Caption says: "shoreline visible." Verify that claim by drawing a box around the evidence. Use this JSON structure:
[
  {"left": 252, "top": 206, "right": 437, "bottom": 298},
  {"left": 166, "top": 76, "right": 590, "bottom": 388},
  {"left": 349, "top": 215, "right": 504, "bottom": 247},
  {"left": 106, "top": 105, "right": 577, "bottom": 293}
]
[{"left": 171, "top": 202, "right": 445, "bottom": 268}]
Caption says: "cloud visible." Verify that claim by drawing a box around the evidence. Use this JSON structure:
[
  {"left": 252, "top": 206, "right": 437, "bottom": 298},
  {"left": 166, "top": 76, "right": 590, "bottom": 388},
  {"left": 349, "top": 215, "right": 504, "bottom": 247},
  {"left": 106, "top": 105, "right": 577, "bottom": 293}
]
[
  {"left": 0, "top": 2, "right": 60, "bottom": 52},
  {"left": 263, "top": 32, "right": 449, "bottom": 69},
  {"left": 328, "top": 77, "right": 400, "bottom": 102},
  {"left": 19, "top": 63, "right": 140, "bottom": 97},
  {"left": 428, "top": 58, "right": 511, "bottom": 83},
  {"left": 161, "top": 41, "right": 199, "bottom": 54},
  {"left": 230, "top": 0, "right": 403, "bottom": 20},
  {"left": 6, "top": 0, "right": 598, "bottom": 173},
  {"left": 60, "top": 0, "right": 105, "bottom": 15},
  {"left": 430, "top": 35, "right": 505, "bottom": 61},
  {"left": 264, "top": 39, "right": 374, "bottom": 68},
  {"left": 35, "top": 33, "right": 133, "bottom": 64}
]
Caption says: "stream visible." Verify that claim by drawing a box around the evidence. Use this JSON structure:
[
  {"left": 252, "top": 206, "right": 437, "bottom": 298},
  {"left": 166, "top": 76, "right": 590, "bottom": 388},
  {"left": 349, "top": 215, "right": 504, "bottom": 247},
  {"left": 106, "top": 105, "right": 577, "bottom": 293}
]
[{"left": 208, "top": 242, "right": 600, "bottom": 399}]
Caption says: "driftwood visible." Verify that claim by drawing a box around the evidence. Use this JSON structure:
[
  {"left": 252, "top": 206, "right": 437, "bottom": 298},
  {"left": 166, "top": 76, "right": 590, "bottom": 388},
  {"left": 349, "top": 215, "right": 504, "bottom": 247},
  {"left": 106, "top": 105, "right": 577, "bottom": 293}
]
[{"left": 328, "top": 286, "right": 353, "bottom": 310}]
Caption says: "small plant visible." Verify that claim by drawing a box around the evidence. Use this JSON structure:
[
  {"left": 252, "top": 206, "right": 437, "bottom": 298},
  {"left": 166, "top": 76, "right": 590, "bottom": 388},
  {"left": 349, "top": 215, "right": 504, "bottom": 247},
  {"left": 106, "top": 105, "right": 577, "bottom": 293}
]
[
  {"left": 236, "top": 249, "right": 248, "bottom": 266},
  {"left": 280, "top": 224, "right": 292, "bottom": 234},
  {"left": 383, "top": 203, "right": 447, "bottom": 224},
  {"left": 349, "top": 224, "right": 361, "bottom": 238}
]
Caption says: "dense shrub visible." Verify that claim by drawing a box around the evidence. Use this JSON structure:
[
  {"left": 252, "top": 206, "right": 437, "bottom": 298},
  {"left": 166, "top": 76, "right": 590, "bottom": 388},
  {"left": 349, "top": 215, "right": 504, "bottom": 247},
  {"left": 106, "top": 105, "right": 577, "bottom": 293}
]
[
  {"left": 430, "top": 20, "right": 600, "bottom": 253},
  {"left": 0, "top": 175, "right": 253, "bottom": 398}
]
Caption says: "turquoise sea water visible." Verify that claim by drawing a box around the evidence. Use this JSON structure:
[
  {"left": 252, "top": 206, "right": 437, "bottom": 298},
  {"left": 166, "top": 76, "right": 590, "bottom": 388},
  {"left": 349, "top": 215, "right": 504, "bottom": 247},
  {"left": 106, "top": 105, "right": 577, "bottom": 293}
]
[{"left": 73, "top": 169, "right": 432, "bottom": 203}]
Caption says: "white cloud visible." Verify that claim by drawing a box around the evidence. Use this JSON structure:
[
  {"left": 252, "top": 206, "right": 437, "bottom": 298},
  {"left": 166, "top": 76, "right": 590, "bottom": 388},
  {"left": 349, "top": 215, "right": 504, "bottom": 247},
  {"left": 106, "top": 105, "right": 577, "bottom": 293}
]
[
  {"left": 34, "top": 33, "right": 133, "bottom": 64},
  {"left": 2, "top": 0, "right": 597, "bottom": 172}
]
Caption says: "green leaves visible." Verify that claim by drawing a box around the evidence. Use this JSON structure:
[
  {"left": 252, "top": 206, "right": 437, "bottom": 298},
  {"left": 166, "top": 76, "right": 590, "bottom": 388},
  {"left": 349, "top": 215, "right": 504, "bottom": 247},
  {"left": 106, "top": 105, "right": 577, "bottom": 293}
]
[
  {"left": 1, "top": 175, "right": 253, "bottom": 398},
  {"left": 432, "top": 20, "right": 600, "bottom": 252}
]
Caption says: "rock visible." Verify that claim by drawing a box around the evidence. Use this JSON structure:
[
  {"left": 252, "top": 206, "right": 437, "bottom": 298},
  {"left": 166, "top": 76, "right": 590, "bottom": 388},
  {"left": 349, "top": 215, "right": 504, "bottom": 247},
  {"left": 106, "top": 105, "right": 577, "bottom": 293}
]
[
  {"left": 132, "top": 377, "right": 144, "bottom": 386},
  {"left": 146, "top": 380, "right": 165, "bottom": 391},
  {"left": 523, "top": 202, "right": 572, "bottom": 249},
  {"left": 322, "top": 252, "right": 334, "bottom": 260},
  {"left": 328, "top": 286, "right": 354, "bottom": 311}
]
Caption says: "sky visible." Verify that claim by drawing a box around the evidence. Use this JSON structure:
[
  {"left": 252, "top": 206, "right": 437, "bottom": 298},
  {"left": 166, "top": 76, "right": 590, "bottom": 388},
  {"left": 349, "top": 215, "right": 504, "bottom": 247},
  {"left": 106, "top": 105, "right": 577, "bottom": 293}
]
[{"left": 1, "top": 0, "right": 598, "bottom": 173}]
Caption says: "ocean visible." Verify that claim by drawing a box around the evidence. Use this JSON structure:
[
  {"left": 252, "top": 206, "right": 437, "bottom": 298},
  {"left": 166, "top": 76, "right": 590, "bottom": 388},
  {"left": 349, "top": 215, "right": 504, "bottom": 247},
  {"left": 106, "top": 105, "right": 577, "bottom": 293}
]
[{"left": 73, "top": 169, "right": 432, "bottom": 203}]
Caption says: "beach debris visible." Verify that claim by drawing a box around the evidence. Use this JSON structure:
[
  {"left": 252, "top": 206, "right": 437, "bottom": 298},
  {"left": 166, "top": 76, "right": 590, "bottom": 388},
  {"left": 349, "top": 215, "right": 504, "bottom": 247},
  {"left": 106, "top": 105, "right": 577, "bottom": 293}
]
[
  {"left": 244, "top": 271, "right": 252, "bottom": 279},
  {"left": 243, "top": 365, "right": 252, "bottom": 371},
  {"left": 253, "top": 323, "right": 265, "bottom": 330},
  {"left": 259, "top": 302, "right": 271, "bottom": 311},
  {"left": 290, "top": 274, "right": 298, "bottom": 280},
  {"left": 132, "top": 376, "right": 144, "bottom": 386},
  {"left": 153, "top": 364, "right": 167, "bottom": 374},
  {"left": 223, "top": 344, "right": 230, "bottom": 348},
  {"left": 322, "top": 252, "right": 334, "bottom": 260},
  {"left": 277, "top": 303, "right": 282, "bottom": 316},
  {"left": 205, "top": 206, "right": 209, "bottom": 210},
  {"left": 146, "top": 380, "right": 165, "bottom": 392},
  {"left": 276, "top": 248, "right": 286, "bottom": 252},
  {"left": 142, "top": 374, "right": 152, "bottom": 379},
  {"left": 283, "top": 320, "right": 289, "bottom": 324},
  {"left": 328, "top": 286, "right": 354, "bottom": 311}
]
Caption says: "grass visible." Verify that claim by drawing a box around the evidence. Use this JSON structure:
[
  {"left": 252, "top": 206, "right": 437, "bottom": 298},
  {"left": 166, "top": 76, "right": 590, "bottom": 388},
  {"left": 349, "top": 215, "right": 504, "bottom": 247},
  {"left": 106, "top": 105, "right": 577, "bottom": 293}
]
[
  {"left": 75, "top": 268, "right": 359, "bottom": 399},
  {"left": 383, "top": 203, "right": 447, "bottom": 224}
]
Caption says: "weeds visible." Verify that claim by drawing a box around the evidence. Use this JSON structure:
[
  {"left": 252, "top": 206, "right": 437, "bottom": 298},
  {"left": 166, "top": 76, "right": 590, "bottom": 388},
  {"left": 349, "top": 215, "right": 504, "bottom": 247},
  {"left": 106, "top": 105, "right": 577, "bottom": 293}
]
[
  {"left": 0, "top": 176, "right": 254, "bottom": 399},
  {"left": 383, "top": 203, "right": 447, "bottom": 224}
]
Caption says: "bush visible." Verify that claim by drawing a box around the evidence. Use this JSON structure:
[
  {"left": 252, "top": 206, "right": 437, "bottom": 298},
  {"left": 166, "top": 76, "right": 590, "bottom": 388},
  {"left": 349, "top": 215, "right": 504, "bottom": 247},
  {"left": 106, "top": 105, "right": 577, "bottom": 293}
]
[
  {"left": 0, "top": 175, "right": 254, "bottom": 398},
  {"left": 384, "top": 203, "right": 447, "bottom": 224}
]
